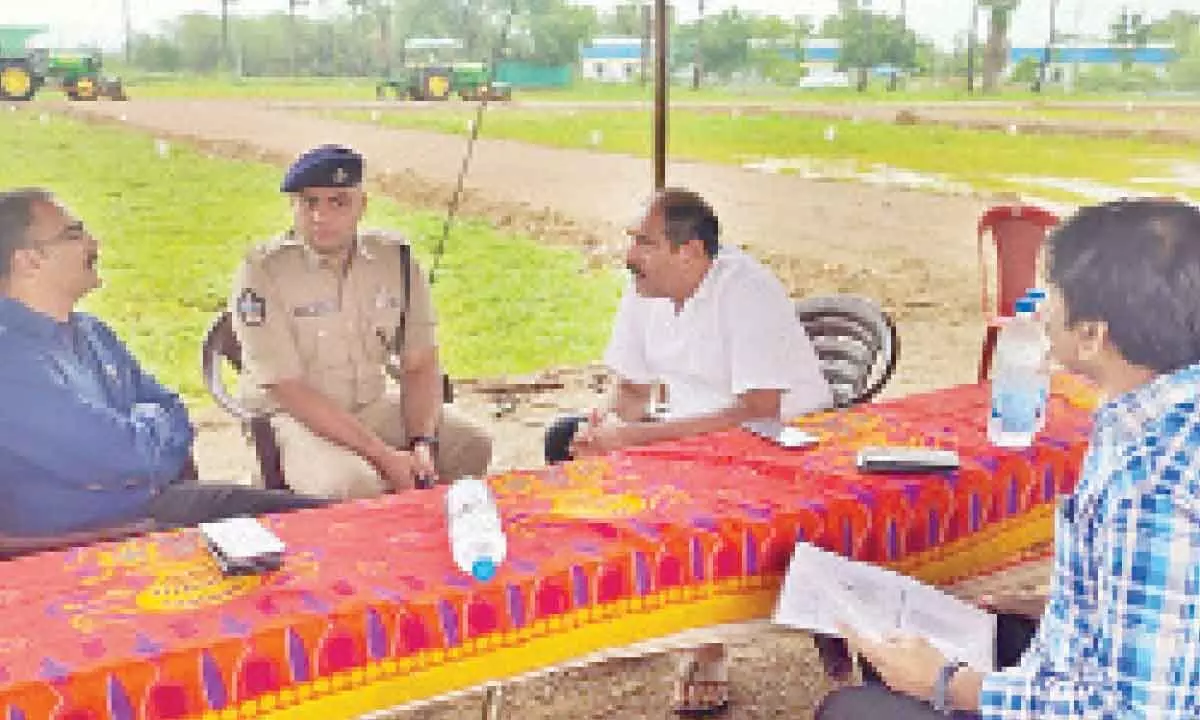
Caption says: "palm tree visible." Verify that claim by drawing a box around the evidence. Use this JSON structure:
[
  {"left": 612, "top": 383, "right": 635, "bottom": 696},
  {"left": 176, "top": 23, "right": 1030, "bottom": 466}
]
[{"left": 979, "top": 0, "right": 1019, "bottom": 93}]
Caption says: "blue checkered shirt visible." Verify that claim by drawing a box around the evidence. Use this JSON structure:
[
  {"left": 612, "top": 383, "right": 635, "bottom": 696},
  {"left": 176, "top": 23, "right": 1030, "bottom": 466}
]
[{"left": 980, "top": 363, "right": 1200, "bottom": 719}]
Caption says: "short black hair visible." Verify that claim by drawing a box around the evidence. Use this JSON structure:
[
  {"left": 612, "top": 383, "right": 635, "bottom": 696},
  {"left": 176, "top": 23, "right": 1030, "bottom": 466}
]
[
  {"left": 1048, "top": 198, "right": 1200, "bottom": 374},
  {"left": 0, "top": 188, "right": 55, "bottom": 279},
  {"left": 656, "top": 187, "right": 720, "bottom": 258}
]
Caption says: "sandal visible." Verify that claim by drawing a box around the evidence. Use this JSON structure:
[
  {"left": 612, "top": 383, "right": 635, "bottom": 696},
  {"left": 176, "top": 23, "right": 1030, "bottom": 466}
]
[{"left": 672, "top": 652, "right": 730, "bottom": 717}]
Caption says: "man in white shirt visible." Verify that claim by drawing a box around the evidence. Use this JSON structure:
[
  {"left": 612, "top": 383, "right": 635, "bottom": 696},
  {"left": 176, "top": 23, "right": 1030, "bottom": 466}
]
[{"left": 543, "top": 187, "right": 833, "bottom": 716}]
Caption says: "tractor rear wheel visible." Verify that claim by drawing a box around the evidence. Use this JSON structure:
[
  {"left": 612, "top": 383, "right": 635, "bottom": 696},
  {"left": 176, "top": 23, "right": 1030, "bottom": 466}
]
[{"left": 0, "top": 60, "right": 36, "bottom": 102}]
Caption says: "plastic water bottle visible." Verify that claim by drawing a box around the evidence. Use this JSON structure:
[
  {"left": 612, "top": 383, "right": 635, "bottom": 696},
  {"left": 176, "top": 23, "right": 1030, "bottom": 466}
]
[
  {"left": 446, "top": 477, "right": 507, "bottom": 581},
  {"left": 989, "top": 299, "right": 1048, "bottom": 448},
  {"left": 1023, "top": 288, "right": 1052, "bottom": 431}
]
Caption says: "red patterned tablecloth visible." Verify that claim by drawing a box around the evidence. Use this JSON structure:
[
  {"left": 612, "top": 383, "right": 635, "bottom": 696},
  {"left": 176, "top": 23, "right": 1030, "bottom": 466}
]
[{"left": 0, "top": 379, "right": 1098, "bottom": 720}]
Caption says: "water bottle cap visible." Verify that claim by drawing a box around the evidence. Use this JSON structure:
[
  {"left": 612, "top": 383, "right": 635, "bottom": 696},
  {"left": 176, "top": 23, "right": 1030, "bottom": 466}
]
[
  {"left": 471, "top": 557, "right": 497, "bottom": 582},
  {"left": 1025, "top": 288, "right": 1047, "bottom": 300},
  {"left": 1014, "top": 298, "right": 1036, "bottom": 314}
]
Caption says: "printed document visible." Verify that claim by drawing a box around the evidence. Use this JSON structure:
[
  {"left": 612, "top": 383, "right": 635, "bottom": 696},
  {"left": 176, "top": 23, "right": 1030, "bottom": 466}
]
[{"left": 772, "top": 541, "right": 997, "bottom": 671}]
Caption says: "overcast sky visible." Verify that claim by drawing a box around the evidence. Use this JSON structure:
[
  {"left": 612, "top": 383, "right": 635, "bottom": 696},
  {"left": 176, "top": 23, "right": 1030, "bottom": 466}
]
[{"left": 0, "top": 0, "right": 1189, "bottom": 51}]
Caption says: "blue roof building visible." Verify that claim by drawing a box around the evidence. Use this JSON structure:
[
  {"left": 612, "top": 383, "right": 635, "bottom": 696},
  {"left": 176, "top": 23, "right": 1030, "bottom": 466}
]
[{"left": 580, "top": 37, "right": 646, "bottom": 83}]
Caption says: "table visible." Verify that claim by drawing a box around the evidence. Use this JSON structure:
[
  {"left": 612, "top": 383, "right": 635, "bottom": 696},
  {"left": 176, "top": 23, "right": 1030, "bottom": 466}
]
[{"left": 0, "top": 378, "right": 1098, "bottom": 720}]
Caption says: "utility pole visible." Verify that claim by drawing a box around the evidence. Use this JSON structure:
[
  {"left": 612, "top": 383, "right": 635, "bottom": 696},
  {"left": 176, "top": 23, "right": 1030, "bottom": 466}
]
[
  {"left": 641, "top": 2, "right": 652, "bottom": 87},
  {"left": 220, "top": 0, "right": 235, "bottom": 72},
  {"left": 1037, "top": 0, "right": 1058, "bottom": 91},
  {"left": 692, "top": 0, "right": 703, "bottom": 90},
  {"left": 288, "top": 0, "right": 299, "bottom": 76},
  {"left": 857, "top": 0, "right": 872, "bottom": 92},
  {"left": 379, "top": 1, "right": 392, "bottom": 79},
  {"left": 122, "top": 0, "right": 133, "bottom": 64},
  {"left": 966, "top": 0, "right": 978, "bottom": 94}
]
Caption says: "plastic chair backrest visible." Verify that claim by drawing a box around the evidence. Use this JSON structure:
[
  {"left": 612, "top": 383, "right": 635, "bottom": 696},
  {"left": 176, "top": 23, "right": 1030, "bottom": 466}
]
[
  {"left": 793, "top": 294, "right": 900, "bottom": 408},
  {"left": 976, "top": 204, "right": 1059, "bottom": 382},
  {"left": 977, "top": 204, "right": 1060, "bottom": 319}
]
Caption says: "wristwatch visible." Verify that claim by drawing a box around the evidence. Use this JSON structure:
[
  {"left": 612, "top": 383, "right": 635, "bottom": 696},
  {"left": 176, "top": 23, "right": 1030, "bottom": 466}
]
[
  {"left": 932, "top": 659, "right": 969, "bottom": 714},
  {"left": 409, "top": 435, "right": 437, "bottom": 451}
]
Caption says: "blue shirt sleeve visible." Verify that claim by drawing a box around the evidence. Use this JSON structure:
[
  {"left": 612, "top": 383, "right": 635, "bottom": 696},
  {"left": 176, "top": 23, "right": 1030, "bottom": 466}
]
[{"left": 0, "top": 320, "right": 193, "bottom": 492}]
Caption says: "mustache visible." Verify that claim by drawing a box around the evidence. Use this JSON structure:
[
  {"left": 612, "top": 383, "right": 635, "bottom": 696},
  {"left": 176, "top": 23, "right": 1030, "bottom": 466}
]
[{"left": 626, "top": 263, "right": 643, "bottom": 278}]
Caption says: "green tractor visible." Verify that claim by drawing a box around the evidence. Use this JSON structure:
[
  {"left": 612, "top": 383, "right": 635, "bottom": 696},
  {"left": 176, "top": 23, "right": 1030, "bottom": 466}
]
[
  {"left": 43, "top": 52, "right": 127, "bottom": 101},
  {"left": 449, "top": 62, "right": 512, "bottom": 102},
  {"left": 0, "top": 26, "right": 126, "bottom": 102},
  {"left": 375, "top": 38, "right": 511, "bottom": 102},
  {"left": 376, "top": 63, "right": 455, "bottom": 101},
  {"left": 0, "top": 26, "right": 45, "bottom": 101}
]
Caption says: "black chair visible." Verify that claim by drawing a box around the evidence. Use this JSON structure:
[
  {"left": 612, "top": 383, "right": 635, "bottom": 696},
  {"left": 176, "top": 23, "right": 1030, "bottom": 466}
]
[
  {"left": 793, "top": 294, "right": 900, "bottom": 408},
  {"left": 201, "top": 311, "right": 287, "bottom": 490},
  {"left": 201, "top": 310, "right": 456, "bottom": 491}
]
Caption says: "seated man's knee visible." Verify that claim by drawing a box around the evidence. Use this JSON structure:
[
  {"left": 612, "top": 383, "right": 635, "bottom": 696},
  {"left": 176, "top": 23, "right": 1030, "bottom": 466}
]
[
  {"left": 544, "top": 415, "right": 585, "bottom": 464},
  {"left": 287, "top": 458, "right": 384, "bottom": 499},
  {"left": 454, "top": 425, "right": 492, "bottom": 479},
  {"left": 275, "top": 419, "right": 385, "bottom": 498}
]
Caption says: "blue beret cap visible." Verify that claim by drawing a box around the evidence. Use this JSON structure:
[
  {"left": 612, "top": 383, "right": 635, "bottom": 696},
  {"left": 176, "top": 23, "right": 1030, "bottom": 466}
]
[{"left": 281, "top": 145, "right": 363, "bottom": 193}]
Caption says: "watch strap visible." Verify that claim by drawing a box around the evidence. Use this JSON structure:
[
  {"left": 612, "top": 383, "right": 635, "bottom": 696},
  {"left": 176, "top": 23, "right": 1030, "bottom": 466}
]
[
  {"left": 932, "top": 660, "right": 968, "bottom": 714},
  {"left": 408, "top": 435, "right": 437, "bottom": 450}
]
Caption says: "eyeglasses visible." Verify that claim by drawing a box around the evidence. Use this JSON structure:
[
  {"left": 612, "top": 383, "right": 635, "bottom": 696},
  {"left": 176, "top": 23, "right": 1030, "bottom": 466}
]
[{"left": 41, "top": 221, "right": 90, "bottom": 247}]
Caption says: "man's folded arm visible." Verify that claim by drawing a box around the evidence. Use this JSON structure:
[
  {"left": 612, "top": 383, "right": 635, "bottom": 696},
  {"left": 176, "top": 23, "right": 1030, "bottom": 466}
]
[{"left": 0, "top": 373, "right": 192, "bottom": 489}]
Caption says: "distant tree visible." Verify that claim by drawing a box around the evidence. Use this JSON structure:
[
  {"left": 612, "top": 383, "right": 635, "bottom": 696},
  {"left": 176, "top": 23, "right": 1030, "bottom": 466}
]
[
  {"left": 600, "top": 2, "right": 647, "bottom": 37},
  {"left": 824, "top": 2, "right": 917, "bottom": 90},
  {"left": 513, "top": 0, "right": 597, "bottom": 65},
  {"left": 1109, "top": 7, "right": 1152, "bottom": 72}
]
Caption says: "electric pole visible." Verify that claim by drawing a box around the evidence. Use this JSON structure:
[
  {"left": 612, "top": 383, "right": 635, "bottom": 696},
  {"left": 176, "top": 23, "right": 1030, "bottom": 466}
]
[
  {"left": 122, "top": 0, "right": 132, "bottom": 64},
  {"left": 692, "top": 0, "right": 703, "bottom": 90},
  {"left": 966, "top": 0, "right": 978, "bottom": 94},
  {"left": 1037, "top": 0, "right": 1058, "bottom": 91},
  {"left": 220, "top": 0, "right": 235, "bottom": 71}
]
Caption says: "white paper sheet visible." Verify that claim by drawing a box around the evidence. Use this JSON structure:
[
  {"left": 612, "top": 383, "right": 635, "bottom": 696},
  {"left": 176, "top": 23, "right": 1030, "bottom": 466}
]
[{"left": 772, "top": 541, "right": 997, "bottom": 672}]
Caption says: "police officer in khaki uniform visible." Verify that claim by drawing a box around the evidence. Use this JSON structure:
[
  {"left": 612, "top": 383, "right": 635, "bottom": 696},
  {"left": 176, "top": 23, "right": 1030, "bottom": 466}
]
[{"left": 230, "top": 145, "right": 493, "bottom": 498}]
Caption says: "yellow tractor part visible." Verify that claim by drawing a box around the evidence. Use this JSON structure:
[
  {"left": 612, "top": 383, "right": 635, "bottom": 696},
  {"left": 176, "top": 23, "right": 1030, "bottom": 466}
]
[
  {"left": 0, "top": 65, "right": 33, "bottom": 100},
  {"left": 73, "top": 76, "right": 98, "bottom": 100},
  {"left": 426, "top": 74, "right": 450, "bottom": 100}
]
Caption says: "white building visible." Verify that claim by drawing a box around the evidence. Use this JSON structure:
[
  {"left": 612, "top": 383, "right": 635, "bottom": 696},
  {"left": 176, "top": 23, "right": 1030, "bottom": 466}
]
[{"left": 580, "top": 37, "right": 645, "bottom": 83}]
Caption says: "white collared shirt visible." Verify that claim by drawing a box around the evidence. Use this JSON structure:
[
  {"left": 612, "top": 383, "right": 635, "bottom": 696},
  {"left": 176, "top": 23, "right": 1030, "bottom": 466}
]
[{"left": 604, "top": 246, "right": 833, "bottom": 420}]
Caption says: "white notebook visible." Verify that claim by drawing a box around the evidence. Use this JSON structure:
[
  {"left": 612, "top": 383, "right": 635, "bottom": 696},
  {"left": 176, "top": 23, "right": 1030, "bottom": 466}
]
[{"left": 772, "top": 541, "right": 996, "bottom": 672}]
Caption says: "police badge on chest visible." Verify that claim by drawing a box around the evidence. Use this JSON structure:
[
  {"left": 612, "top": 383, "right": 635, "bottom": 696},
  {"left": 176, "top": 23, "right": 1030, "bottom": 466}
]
[{"left": 237, "top": 289, "right": 266, "bottom": 327}]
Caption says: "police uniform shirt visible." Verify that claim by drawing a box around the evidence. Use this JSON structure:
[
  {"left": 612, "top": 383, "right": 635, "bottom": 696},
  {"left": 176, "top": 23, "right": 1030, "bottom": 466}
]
[{"left": 231, "top": 229, "right": 436, "bottom": 412}]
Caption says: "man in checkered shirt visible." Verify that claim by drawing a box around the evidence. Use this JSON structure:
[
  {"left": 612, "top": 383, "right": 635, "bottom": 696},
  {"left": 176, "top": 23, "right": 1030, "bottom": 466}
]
[{"left": 817, "top": 198, "right": 1200, "bottom": 719}]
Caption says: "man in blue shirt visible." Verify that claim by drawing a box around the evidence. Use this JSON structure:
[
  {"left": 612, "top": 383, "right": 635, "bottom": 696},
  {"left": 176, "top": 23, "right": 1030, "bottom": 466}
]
[
  {"left": 817, "top": 198, "right": 1200, "bottom": 719},
  {"left": 0, "top": 188, "right": 327, "bottom": 558}
]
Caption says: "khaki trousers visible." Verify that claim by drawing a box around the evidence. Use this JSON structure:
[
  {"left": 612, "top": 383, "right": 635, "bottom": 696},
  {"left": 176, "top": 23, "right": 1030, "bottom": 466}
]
[{"left": 271, "top": 395, "right": 493, "bottom": 499}]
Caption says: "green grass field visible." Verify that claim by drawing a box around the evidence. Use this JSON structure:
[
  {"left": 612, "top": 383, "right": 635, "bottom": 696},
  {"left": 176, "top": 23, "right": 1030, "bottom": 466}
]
[
  {"left": 110, "top": 74, "right": 1157, "bottom": 104},
  {"left": 0, "top": 110, "right": 622, "bottom": 403},
  {"left": 331, "top": 106, "right": 1199, "bottom": 204}
]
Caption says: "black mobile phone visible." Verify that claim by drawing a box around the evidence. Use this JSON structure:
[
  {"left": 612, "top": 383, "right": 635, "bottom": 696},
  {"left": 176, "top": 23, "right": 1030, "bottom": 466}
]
[{"left": 855, "top": 446, "right": 961, "bottom": 473}]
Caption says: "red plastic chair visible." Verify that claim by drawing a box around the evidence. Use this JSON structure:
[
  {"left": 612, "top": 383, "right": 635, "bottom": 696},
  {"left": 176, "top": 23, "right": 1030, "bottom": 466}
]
[{"left": 977, "top": 204, "right": 1060, "bottom": 382}]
